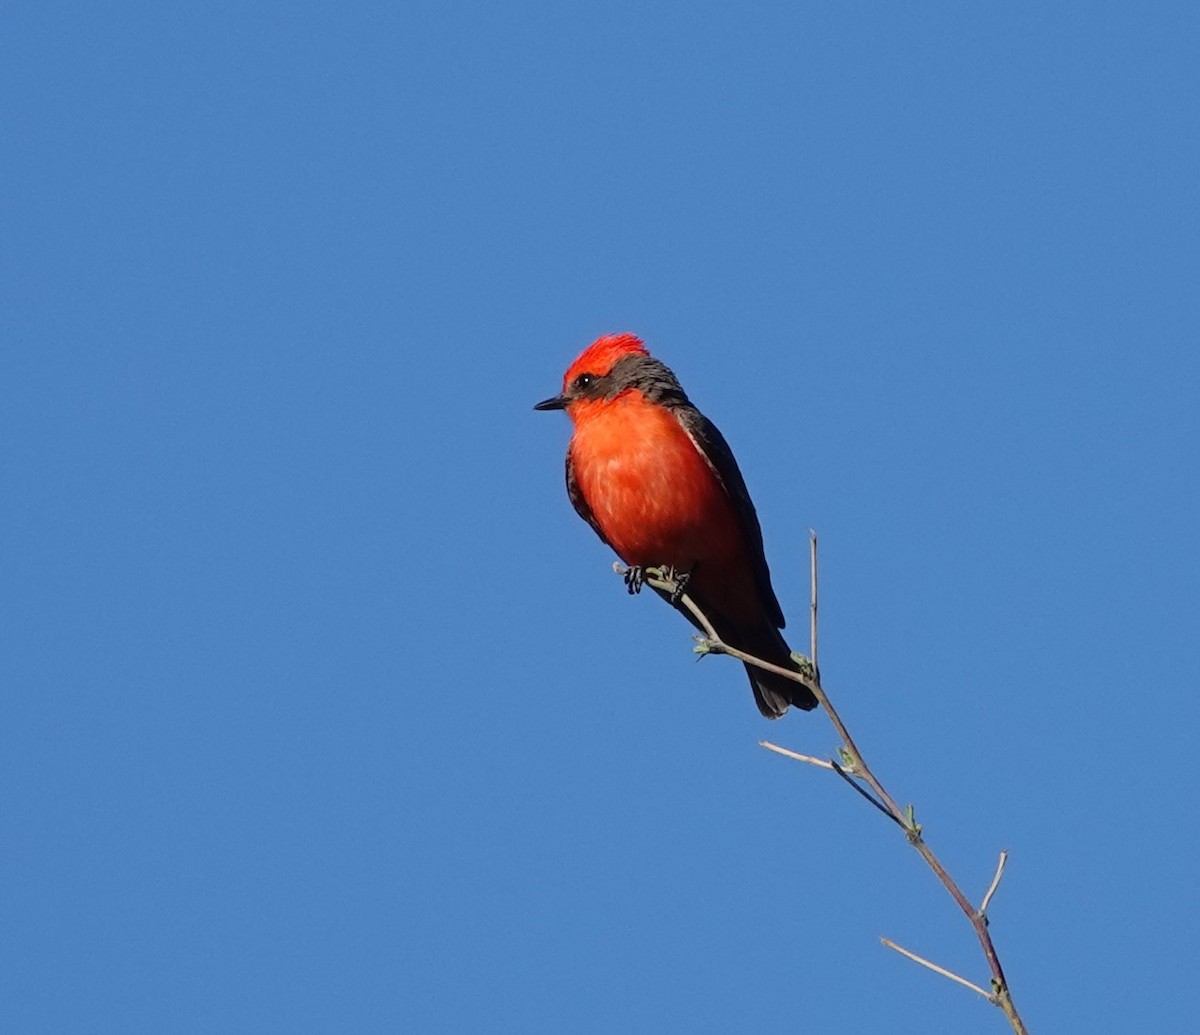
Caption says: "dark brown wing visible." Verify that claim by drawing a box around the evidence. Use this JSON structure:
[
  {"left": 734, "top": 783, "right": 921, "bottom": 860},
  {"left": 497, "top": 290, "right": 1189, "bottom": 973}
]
[
  {"left": 671, "top": 405, "right": 787, "bottom": 630},
  {"left": 565, "top": 448, "right": 611, "bottom": 547}
]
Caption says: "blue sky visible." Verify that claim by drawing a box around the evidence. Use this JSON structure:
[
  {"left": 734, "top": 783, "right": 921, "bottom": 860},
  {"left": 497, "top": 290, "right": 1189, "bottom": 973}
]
[{"left": 3, "top": 3, "right": 1197, "bottom": 1032}]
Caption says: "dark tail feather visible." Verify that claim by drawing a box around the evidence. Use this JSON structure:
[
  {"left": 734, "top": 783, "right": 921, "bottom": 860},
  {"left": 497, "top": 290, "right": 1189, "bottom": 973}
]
[
  {"left": 746, "top": 662, "right": 819, "bottom": 719},
  {"left": 732, "top": 623, "right": 819, "bottom": 718}
]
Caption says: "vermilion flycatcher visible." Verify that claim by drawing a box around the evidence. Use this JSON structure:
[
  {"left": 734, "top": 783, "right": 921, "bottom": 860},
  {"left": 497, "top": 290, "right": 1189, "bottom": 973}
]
[{"left": 535, "top": 333, "right": 817, "bottom": 718}]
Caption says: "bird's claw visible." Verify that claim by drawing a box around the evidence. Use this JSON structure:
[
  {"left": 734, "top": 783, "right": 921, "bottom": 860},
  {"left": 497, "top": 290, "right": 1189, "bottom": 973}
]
[
  {"left": 622, "top": 563, "right": 690, "bottom": 601},
  {"left": 662, "top": 566, "right": 692, "bottom": 604}
]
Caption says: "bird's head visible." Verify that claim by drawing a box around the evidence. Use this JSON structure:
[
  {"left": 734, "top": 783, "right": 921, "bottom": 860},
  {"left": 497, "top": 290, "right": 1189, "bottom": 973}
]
[{"left": 535, "top": 334, "right": 680, "bottom": 417}]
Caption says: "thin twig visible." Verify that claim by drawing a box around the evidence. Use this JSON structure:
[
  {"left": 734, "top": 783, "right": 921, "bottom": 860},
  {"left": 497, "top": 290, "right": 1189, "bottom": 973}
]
[
  {"left": 830, "top": 757, "right": 904, "bottom": 825},
  {"left": 980, "top": 850, "right": 1009, "bottom": 919},
  {"left": 809, "top": 529, "right": 819, "bottom": 675},
  {"left": 880, "top": 938, "right": 995, "bottom": 1001},
  {"left": 758, "top": 740, "right": 834, "bottom": 770},
  {"left": 759, "top": 740, "right": 901, "bottom": 826}
]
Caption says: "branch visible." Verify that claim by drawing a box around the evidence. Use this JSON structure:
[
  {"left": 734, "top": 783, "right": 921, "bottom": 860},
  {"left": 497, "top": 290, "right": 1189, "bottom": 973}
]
[
  {"left": 880, "top": 938, "right": 994, "bottom": 1001},
  {"left": 808, "top": 528, "right": 819, "bottom": 678},
  {"left": 980, "top": 850, "right": 1010, "bottom": 920},
  {"left": 758, "top": 740, "right": 835, "bottom": 771},
  {"left": 617, "top": 549, "right": 1028, "bottom": 1035}
]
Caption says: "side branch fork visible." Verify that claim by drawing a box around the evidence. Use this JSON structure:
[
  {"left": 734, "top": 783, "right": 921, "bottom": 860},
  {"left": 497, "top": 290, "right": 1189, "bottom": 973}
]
[
  {"left": 880, "top": 938, "right": 994, "bottom": 1000},
  {"left": 616, "top": 550, "right": 1027, "bottom": 1035}
]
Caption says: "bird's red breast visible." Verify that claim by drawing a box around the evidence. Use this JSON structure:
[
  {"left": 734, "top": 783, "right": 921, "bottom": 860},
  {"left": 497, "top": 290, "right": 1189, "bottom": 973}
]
[
  {"left": 568, "top": 391, "right": 736, "bottom": 564},
  {"left": 567, "top": 389, "right": 763, "bottom": 620}
]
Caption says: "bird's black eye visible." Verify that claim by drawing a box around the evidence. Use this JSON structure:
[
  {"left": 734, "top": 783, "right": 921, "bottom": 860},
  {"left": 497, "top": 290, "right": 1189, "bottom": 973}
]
[{"left": 573, "top": 372, "right": 596, "bottom": 392}]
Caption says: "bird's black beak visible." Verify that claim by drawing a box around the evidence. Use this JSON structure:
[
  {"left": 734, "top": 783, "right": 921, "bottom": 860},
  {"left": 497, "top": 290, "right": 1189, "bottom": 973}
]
[{"left": 533, "top": 394, "right": 568, "bottom": 411}]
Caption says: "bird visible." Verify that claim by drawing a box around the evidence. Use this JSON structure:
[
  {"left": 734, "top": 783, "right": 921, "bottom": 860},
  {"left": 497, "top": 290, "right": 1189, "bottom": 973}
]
[{"left": 535, "top": 333, "right": 817, "bottom": 718}]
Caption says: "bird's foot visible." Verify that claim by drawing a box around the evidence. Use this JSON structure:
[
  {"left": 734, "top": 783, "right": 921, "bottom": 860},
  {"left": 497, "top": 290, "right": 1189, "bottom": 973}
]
[
  {"left": 623, "top": 565, "right": 645, "bottom": 595},
  {"left": 660, "top": 565, "right": 692, "bottom": 604}
]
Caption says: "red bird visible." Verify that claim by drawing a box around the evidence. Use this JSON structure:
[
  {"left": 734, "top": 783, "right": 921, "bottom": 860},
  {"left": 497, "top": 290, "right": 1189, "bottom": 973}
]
[{"left": 535, "top": 333, "right": 817, "bottom": 718}]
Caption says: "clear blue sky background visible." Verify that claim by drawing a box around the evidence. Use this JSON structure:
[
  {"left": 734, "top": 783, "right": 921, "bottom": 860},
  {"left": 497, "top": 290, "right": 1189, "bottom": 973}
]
[{"left": 3, "top": 3, "right": 1197, "bottom": 1032}]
